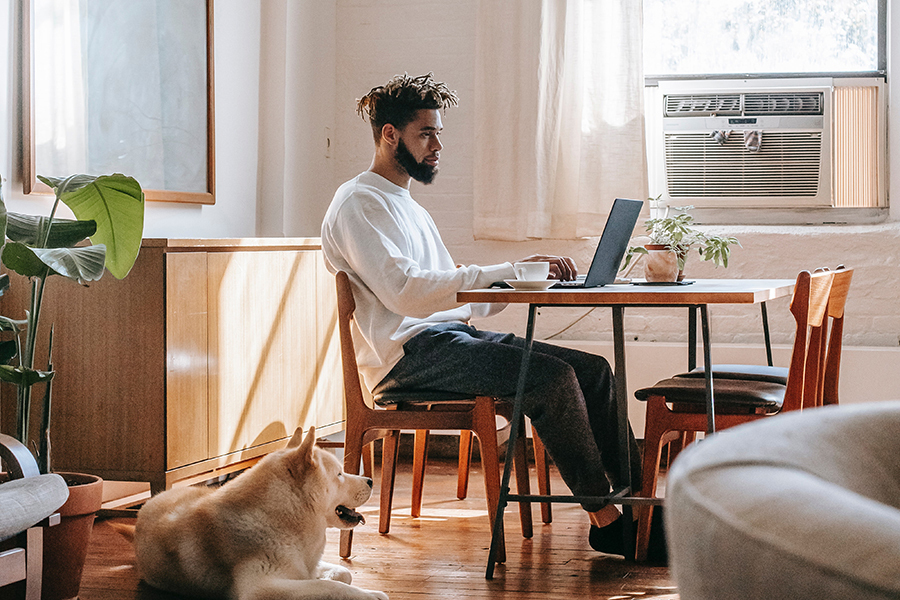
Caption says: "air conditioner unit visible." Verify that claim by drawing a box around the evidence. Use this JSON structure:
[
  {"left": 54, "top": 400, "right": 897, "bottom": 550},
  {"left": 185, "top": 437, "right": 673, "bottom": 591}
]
[{"left": 660, "top": 80, "right": 832, "bottom": 208}]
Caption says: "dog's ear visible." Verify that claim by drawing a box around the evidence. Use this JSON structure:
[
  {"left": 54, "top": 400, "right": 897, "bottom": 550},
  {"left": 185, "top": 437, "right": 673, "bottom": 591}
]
[
  {"left": 286, "top": 427, "right": 305, "bottom": 448},
  {"left": 292, "top": 426, "right": 317, "bottom": 468}
]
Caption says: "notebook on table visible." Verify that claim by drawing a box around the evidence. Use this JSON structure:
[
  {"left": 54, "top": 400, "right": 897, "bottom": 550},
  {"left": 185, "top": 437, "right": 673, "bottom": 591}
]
[{"left": 551, "top": 197, "right": 644, "bottom": 289}]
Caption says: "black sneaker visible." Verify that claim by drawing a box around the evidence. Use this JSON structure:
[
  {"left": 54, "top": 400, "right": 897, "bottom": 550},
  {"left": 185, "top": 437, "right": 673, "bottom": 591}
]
[{"left": 588, "top": 516, "right": 625, "bottom": 556}]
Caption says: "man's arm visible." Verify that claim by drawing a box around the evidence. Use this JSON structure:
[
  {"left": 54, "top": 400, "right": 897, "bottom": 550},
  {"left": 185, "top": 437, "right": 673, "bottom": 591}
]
[{"left": 328, "top": 196, "right": 512, "bottom": 318}]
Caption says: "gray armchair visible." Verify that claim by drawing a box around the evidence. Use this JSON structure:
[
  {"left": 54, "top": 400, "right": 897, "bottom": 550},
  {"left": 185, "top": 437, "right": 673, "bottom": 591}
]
[
  {"left": 665, "top": 401, "right": 900, "bottom": 600},
  {"left": 0, "top": 433, "right": 69, "bottom": 600}
]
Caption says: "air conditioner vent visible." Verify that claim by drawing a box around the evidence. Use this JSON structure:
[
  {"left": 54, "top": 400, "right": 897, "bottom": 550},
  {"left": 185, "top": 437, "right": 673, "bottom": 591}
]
[
  {"left": 665, "top": 132, "right": 823, "bottom": 198},
  {"left": 744, "top": 92, "right": 823, "bottom": 115},
  {"left": 665, "top": 94, "right": 742, "bottom": 117}
]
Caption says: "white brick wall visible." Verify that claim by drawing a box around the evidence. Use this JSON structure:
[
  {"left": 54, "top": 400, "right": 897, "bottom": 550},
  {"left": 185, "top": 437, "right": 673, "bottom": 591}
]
[{"left": 333, "top": 0, "right": 900, "bottom": 351}]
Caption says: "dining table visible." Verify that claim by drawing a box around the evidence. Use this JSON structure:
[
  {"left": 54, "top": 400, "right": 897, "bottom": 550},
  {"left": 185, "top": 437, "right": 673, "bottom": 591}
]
[{"left": 457, "top": 277, "right": 796, "bottom": 577}]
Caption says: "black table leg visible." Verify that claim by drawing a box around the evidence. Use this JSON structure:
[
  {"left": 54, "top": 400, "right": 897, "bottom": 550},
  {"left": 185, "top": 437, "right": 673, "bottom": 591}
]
[
  {"left": 485, "top": 304, "right": 537, "bottom": 579},
  {"left": 688, "top": 306, "right": 698, "bottom": 371},
  {"left": 761, "top": 302, "right": 773, "bottom": 367},
  {"left": 700, "top": 304, "right": 716, "bottom": 433},
  {"left": 612, "top": 306, "right": 635, "bottom": 559}
]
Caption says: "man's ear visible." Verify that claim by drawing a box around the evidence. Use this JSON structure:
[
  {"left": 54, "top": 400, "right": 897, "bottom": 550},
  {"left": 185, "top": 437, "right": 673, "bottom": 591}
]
[{"left": 380, "top": 123, "right": 399, "bottom": 147}]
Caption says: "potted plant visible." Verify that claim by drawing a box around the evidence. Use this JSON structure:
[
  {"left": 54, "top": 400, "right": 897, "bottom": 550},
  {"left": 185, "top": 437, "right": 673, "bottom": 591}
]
[
  {"left": 0, "top": 172, "right": 145, "bottom": 600},
  {"left": 621, "top": 202, "right": 740, "bottom": 282}
]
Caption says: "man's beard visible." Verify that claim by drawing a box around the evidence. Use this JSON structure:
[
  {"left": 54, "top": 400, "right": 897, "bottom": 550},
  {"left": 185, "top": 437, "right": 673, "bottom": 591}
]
[{"left": 396, "top": 139, "right": 438, "bottom": 184}]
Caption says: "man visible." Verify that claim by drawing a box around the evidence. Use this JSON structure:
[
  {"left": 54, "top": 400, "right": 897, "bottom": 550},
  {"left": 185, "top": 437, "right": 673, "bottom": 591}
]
[{"left": 321, "top": 73, "right": 640, "bottom": 555}]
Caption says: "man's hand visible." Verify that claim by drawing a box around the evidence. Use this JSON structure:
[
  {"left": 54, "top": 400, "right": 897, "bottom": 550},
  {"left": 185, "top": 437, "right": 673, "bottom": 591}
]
[{"left": 517, "top": 255, "right": 578, "bottom": 281}]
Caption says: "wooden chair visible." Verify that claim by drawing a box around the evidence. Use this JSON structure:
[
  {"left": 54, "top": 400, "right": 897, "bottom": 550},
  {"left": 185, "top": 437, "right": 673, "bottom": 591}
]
[
  {"left": 632, "top": 267, "right": 853, "bottom": 560},
  {"left": 0, "top": 435, "right": 68, "bottom": 600},
  {"left": 676, "top": 265, "right": 852, "bottom": 389},
  {"left": 335, "top": 271, "right": 549, "bottom": 561},
  {"left": 665, "top": 266, "right": 853, "bottom": 455}
]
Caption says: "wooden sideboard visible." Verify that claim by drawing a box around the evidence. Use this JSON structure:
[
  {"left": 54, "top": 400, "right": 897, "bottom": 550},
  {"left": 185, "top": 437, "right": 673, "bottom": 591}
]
[{"left": 0, "top": 238, "right": 344, "bottom": 492}]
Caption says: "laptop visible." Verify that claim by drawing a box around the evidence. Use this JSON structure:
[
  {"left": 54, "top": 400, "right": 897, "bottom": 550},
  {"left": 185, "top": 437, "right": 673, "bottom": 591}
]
[{"left": 551, "top": 197, "right": 643, "bottom": 288}]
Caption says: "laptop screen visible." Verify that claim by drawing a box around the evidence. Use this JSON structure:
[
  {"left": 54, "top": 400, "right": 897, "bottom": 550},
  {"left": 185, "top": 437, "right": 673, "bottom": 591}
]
[{"left": 582, "top": 198, "right": 644, "bottom": 288}]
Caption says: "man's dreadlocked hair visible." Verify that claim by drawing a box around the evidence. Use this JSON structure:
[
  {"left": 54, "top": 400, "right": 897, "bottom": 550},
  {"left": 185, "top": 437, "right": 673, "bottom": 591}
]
[{"left": 356, "top": 73, "right": 459, "bottom": 144}]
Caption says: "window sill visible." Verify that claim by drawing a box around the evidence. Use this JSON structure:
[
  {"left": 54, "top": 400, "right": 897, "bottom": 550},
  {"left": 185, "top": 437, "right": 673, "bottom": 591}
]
[{"left": 686, "top": 207, "right": 889, "bottom": 226}]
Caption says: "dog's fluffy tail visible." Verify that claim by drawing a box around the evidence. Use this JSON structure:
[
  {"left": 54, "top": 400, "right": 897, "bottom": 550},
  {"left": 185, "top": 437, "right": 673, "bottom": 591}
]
[{"left": 109, "top": 521, "right": 137, "bottom": 544}]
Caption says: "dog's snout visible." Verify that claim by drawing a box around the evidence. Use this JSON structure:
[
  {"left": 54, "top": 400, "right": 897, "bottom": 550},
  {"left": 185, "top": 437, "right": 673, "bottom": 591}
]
[{"left": 365, "top": 477, "right": 373, "bottom": 488}]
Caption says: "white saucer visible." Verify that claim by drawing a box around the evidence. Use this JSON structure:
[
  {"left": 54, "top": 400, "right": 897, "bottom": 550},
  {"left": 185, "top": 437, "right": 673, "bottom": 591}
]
[{"left": 504, "top": 279, "right": 555, "bottom": 291}]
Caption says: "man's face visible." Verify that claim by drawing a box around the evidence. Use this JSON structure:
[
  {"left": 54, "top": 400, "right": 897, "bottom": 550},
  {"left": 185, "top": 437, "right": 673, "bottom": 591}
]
[{"left": 395, "top": 109, "right": 443, "bottom": 184}]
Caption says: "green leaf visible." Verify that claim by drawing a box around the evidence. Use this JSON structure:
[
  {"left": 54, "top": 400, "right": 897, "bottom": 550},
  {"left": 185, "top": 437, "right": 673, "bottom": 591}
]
[
  {"left": 1, "top": 241, "right": 106, "bottom": 283},
  {"left": 35, "top": 246, "right": 107, "bottom": 283},
  {"left": 49, "top": 174, "right": 144, "bottom": 279},
  {"left": 0, "top": 272, "right": 8, "bottom": 297},
  {"left": 0, "top": 364, "right": 54, "bottom": 387},
  {"left": 2, "top": 242, "right": 50, "bottom": 277},
  {"left": 38, "top": 174, "right": 97, "bottom": 195},
  {"left": 6, "top": 213, "right": 97, "bottom": 248}
]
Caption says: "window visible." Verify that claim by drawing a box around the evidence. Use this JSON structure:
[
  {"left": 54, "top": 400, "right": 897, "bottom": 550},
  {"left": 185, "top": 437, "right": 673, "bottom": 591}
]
[
  {"left": 641, "top": 0, "right": 887, "bottom": 223},
  {"left": 643, "top": 0, "right": 884, "bottom": 78}
]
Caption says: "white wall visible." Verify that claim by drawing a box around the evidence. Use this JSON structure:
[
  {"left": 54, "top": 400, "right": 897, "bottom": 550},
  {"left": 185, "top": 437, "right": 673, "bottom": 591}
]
[
  {"left": 2, "top": 0, "right": 900, "bottom": 357},
  {"left": 329, "top": 0, "right": 900, "bottom": 357}
]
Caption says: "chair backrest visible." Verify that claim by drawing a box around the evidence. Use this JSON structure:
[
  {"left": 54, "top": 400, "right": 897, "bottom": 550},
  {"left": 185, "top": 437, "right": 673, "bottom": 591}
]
[
  {"left": 822, "top": 267, "right": 853, "bottom": 405},
  {"left": 334, "top": 271, "right": 374, "bottom": 418},
  {"left": 782, "top": 271, "right": 849, "bottom": 410}
]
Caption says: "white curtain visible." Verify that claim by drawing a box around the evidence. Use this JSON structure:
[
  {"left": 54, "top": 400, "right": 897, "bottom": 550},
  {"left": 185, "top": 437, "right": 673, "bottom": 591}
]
[{"left": 473, "top": 0, "right": 648, "bottom": 241}]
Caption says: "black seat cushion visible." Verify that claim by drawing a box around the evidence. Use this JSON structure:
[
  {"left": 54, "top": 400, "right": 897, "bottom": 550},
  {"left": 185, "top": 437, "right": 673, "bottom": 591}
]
[
  {"left": 374, "top": 389, "right": 482, "bottom": 406},
  {"left": 675, "top": 364, "right": 789, "bottom": 385},
  {"left": 634, "top": 376, "right": 785, "bottom": 410}
]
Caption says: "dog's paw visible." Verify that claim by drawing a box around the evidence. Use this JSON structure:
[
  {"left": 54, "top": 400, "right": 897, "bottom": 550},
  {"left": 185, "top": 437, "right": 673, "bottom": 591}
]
[
  {"left": 365, "top": 590, "right": 388, "bottom": 600},
  {"left": 317, "top": 561, "right": 353, "bottom": 584}
]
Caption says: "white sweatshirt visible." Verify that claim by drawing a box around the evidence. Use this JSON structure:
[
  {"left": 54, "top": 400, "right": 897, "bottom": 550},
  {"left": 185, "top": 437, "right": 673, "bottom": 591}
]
[{"left": 321, "top": 171, "right": 514, "bottom": 391}]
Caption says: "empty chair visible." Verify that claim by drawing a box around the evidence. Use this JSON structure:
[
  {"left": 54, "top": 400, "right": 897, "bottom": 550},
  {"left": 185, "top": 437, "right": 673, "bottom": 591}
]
[
  {"left": 676, "top": 265, "right": 851, "bottom": 389},
  {"left": 632, "top": 267, "right": 852, "bottom": 560}
]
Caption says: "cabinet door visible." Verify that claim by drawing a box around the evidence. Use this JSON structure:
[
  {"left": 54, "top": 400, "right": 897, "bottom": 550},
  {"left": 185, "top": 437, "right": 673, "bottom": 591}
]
[
  {"left": 207, "top": 251, "right": 319, "bottom": 455},
  {"left": 166, "top": 252, "right": 210, "bottom": 469}
]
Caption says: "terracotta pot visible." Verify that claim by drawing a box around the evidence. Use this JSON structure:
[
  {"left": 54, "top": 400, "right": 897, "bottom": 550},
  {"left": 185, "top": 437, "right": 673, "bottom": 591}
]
[
  {"left": 643, "top": 244, "right": 680, "bottom": 282},
  {"left": 41, "top": 473, "right": 103, "bottom": 600}
]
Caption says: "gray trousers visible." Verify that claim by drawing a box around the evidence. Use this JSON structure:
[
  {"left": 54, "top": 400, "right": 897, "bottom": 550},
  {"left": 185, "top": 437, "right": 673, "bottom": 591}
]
[{"left": 373, "top": 322, "right": 641, "bottom": 511}]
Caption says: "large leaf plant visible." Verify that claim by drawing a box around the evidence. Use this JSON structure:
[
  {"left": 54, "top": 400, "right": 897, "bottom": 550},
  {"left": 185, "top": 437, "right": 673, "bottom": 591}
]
[{"left": 0, "top": 173, "right": 144, "bottom": 473}]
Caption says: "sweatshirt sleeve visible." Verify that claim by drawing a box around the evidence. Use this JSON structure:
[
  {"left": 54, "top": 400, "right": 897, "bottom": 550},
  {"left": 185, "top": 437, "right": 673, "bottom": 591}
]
[{"left": 330, "top": 193, "right": 514, "bottom": 319}]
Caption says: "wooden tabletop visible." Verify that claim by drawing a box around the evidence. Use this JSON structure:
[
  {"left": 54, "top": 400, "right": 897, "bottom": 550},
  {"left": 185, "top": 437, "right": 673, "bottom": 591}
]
[{"left": 457, "top": 278, "right": 795, "bottom": 306}]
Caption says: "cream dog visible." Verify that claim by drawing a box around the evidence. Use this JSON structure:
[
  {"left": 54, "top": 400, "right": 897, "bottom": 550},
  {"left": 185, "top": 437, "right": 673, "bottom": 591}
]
[{"left": 126, "top": 427, "right": 387, "bottom": 600}]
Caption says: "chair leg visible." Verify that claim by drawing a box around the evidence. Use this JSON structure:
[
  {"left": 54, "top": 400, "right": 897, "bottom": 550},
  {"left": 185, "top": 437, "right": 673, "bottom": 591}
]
[
  {"left": 531, "top": 426, "right": 552, "bottom": 524},
  {"left": 379, "top": 431, "right": 402, "bottom": 535},
  {"left": 24, "top": 526, "right": 43, "bottom": 600},
  {"left": 362, "top": 442, "right": 375, "bottom": 479},
  {"left": 635, "top": 396, "right": 681, "bottom": 561},
  {"left": 472, "top": 397, "right": 506, "bottom": 564},
  {"left": 457, "top": 430, "right": 474, "bottom": 499},
  {"left": 340, "top": 427, "right": 366, "bottom": 558},
  {"left": 411, "top": 430, "right": 429, "bottom": 518},
  {"left": 512, "top": 415, "right": 534, "bottom": 539}
]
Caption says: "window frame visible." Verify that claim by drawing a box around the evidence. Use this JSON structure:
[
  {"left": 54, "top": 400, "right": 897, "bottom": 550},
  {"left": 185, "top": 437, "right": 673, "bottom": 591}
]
[
  {"left": 642, "top": 0, "right": 888, "bottom": 225},
  {"left": 643, "top": 0, "right": 887, "bottom": 84}
]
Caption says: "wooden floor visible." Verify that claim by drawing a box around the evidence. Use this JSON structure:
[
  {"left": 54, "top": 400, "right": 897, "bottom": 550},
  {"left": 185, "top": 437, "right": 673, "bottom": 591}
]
[{"left": 79, "top": 458, "right": 675, "bottom": 600}]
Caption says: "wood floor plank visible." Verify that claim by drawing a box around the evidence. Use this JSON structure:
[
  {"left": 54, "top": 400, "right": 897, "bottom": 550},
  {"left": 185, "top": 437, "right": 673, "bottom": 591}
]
[{"left": 78, "top": 459, "right": 675, "bottom": 599}]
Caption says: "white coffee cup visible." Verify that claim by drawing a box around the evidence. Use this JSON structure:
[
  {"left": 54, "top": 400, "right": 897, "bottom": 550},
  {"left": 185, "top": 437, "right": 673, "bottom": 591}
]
[{"left": 513, "top": 261, "right": 550, "bottom": 281}]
